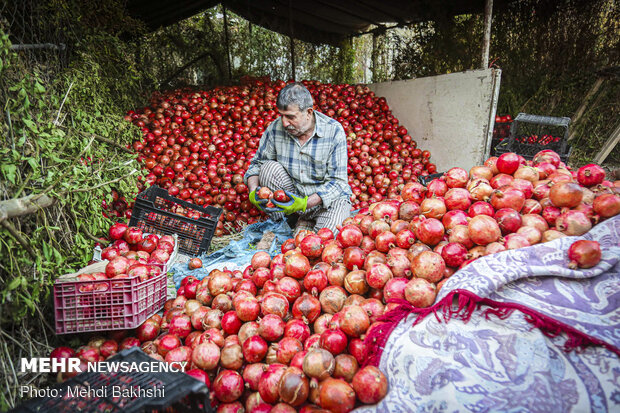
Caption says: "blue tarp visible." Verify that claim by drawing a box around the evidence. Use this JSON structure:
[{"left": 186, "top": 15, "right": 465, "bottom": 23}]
[{"left": 170, "top": 219, "right": 293, "bottom": 288}]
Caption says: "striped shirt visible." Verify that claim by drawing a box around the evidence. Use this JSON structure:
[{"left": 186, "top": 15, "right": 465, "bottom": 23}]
[{"left": 244, "top": 110, "right": 352, "bottom": 209}]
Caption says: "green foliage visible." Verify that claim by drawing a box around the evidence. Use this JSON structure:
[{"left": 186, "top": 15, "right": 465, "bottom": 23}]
[{"left": 0, "top": 1, "right": 151, "bottom": 328}]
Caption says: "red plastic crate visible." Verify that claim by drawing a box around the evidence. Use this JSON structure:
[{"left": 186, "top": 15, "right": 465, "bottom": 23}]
[{"left": 54, "top": 263, "right": 167, "bottom": 335}]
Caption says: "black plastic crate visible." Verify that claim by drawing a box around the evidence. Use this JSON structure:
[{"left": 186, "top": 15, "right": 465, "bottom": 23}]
[
  {"left": 129, "top": 186, "right": 222, "bottom": 256},
  {"left": 11, "top": 347, "right": 212, "bottom": 413},
  {"left": 494, "top": 113, "right": 572, "bottom": 162},
  {"left": 418, "top": 172, "right": 445, "bottom": 186}
]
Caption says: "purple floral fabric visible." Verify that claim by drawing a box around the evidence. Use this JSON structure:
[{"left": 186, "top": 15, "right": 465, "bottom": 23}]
[{"left": 355, "top": 216, "right": 620, "bottom": 413}]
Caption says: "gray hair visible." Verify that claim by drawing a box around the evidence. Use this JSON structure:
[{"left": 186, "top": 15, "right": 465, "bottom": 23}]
[{"left": 276, "top": 83, "right": 314, "bottom": 111}]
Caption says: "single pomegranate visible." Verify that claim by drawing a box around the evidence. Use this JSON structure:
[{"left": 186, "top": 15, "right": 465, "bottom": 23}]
[
  {"left": 447, "top": 225, "right": 473, "bottom": 249},
  {"left": 577, "top": 164, "right": 606, "bottom": 187},
  {"left": 319, "top": 329, "right": 348, "bottom": 355},
  {"left": 136, "top": 319, "right": 160, "bottom": 342},
  {"left": 442, "top": 210, "right": 469, "bottom": 229},
  {"left": 495, "top": 208, "right": 522, "bottom": 234},
  {"left": 285, "top": 251, "right": 311, "bottom": 279},
  {"left": 260, "top": 293, "right": 289, "bottom": 319},
  {"left": 318, "top": 378, "right": 356, "bottom": 413},
  {"left": 496, "top": 152, "right": 521, "bottom": 174},
  {"left": 277, "top": 276, "right": 302, "bottom": 303},
  {"left": 404, "top": 278, "right": 437, "bottom": 308},
  {"left": 468, "top": 215, "right": 501, "bottom": 245},
  {"left": 444, "top": 188, "right": 472, "bottom": 211},
  {"left": 411, "top": 251, "right": 445, "bottom": 282},
  {"left": 549, "top": 182, "right": 583, "bottom": 208},
  {"left": 426, "top": 179, "right": 448, "bottom": 197},
  {"left": 490, "top": 186, "right": 525, "bottom": 212},
  {"left": 242, "top": 335, "right": 268, "bottom": 363},
  {"left": 593, "top": 194, "right": 620, "bottom": 218},
  {"left": 366, "top": 263, "right": 393, "bottom": 289},
  {"left": 486, "top": 242, "right": 507, "bottom": 254},
  {"left": 504, "top": 233, "right": 530, "bottom": 250},
  {"left": 274, "top": 336, "right": 303, "bottom": 365},
  {"left": 383, "top": 277, "right": 408, "bottom": 302},
  {"left": 414, "top": 218, "right": 445, "bottom": 246},
  {"left": 221, "top": 310, "right": 243, "bottom": 335},
  {"left": 258, "top": 363, "right": 287, "bottom": 404},
  {"left": 342, "top": 246, "right": 367, "bottom": 269},
  {"left": 164, "top": 346, "right": 191, "bottom": 371},
  {"left": 374, "top": 231, "right": 397, "bottom": 253},
  {"left": 333, "top": 354, "right": 359, "bottom": 383},
  {"left": 517, "top": 226, "right": 542, "bottom": 245},
  {"left": 542, "top": 229, "right": 567, "bottom": 242},
  {"left": 556, "top": 210, "right": 592, "bottom": 236},
  {"left": 336, "top": 225, "right": 364, "bottom": 248},
  {"left": 284, "top": 318, "right": 311, "bottom": 343},
  {"left": 168, "top": 314, "right": 192, "bottom": 339},
  {"left": 441, "top": 242, "right": 468, "bottom": 268},
  {"left": 212, "top": 370, "right": 244, "bottom": 402},
  {"left": 344, "top": 269, "right": 369, "bottom": 295},
  {"left": 220, "top": 343, "right": 244, "bottom": 370},
  {"left": 258, "top": 313, "right": 286, "bottom": 342},
  {"left": 319, "top": 286, "right": 347, "bottom": 314},
  {"left": 533, "top": 149, "right": 561, "bottom": 167},
  {"left": 468, "top": 201, "right": 495, "bottom": 218},
  {"left": 338, "top": 305, "right": 370, "bottom": 338},
  {"left": 300, "top": 234, "right": 324, "bottom": 258},
  {"left": 279, "top": 366, "right": 310, "bottom": 406},
  {"left": 243, "top": 363, "right": 267, "bottom": 391},
  {"left": 156, "top": 334, "right": 182, "bottom": 357},
  {"left": 490, "top": 173, "right": 514, "bottom": 189},
  {"left": 292, "top": 293, "right": 322, "bottom": 323},
  {"left": 420, "top": 197, "right": 447, "bottom": 219},
  {"left": 352, "top": 366, "right": 388, "bottom": 404},
  {"left": 191, "top": 342, "right": 220, "bottom": 370},
  {"left": 568, "top": 240, "right": 602, "bottom": 269},
  {"left": 444, "top": 167, "right": 469, "bottom": 188},
  {"left": 371, "top": 201, "right": 400, "bottom": 222}
]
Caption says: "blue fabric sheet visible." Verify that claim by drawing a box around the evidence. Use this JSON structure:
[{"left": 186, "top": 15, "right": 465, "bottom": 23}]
[{"left": 170, "top": 219, "right": 293, "bottom": 288}]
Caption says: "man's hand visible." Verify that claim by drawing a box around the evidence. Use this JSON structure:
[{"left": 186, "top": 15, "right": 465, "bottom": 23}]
[
  {"left": 249, "top": 187, "right": 268, "bottom": 211},
  {"left": 272, "top": 191, "right": 308, "bottom": 215}
]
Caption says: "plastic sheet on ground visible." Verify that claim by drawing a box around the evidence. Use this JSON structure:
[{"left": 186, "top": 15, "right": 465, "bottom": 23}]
[
  {"left": 170, "top": 219, "right": 293, "bottom": 288},
  {"left": 355, "top": 215, "right": 620, "bottom": 413}
]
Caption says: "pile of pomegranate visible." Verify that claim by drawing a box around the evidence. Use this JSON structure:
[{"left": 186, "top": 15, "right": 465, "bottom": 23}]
[
  {"left": 66, "top": 223, "right": 177, "bottom": 291},
  {"left": 125, "top": 78, "right": 437, "bottom": 235},
  {"left": 51, "top": 149, "right": 619, "bottom": 412}
]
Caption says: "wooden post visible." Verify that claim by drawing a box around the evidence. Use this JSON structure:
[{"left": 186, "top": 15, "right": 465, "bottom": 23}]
[
  {"left": 481, "top": 0, "right": 493, "bottom": 69},
  {"left": 568, "top": 77, "right": 605, "bottom": 140},
  {"left": 371, "top": 32, "right": 378, "bottom": 82},
  {"left": 222, "top": 4, "right": 232, "bottom": 83},
  {"left": 290, "top": 36, "right": 296, "bottom": 81},
  {"left": 593, "top": 122, "right": 620, "bottom": 164},
  {"left": 288, "top": 0, "right": 295, "bottom": 81}
]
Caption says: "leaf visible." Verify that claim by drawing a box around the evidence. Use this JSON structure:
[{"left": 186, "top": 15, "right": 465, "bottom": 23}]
[
  {"left": 26, "top": 158, "right": 38, "bottom": 169},
  {"left": 7, "top": 277, "right": 21, "bottom": 291},
  {"left": 22, "top": 118, "right": 38, "bottom": 132},
  {"left": 34, "top": 81, "right": 45, "bottom": 94},
  {"left": 1, "top": 164, "right": 17, "bottom": 184}
]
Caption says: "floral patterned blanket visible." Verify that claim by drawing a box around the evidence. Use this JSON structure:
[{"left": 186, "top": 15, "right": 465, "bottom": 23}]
[{"left": 356, "top": 215, "right": 620, "bottom": 413}]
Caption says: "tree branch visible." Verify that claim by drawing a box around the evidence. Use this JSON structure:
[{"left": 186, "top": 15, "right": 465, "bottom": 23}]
[
  {"left": 0, "top": 194, "right": 56, "bottom": 221},
  {"left": 0, "top": 219, "right": 37, "bottom": 260},
  {"left": 66, "top": 169, "right": 138, "bottom": 193}
]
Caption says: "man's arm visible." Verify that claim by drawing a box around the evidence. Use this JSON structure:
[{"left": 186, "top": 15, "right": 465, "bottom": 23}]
[
  {"left": 244, "top": 125, "right": 277, "bottom": 188},
  {"left": 313, "top": 127, "right": 351, "bottom": 209},
  {"left": 247, "top": 175, "right": 260, "bottom": 193}
]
